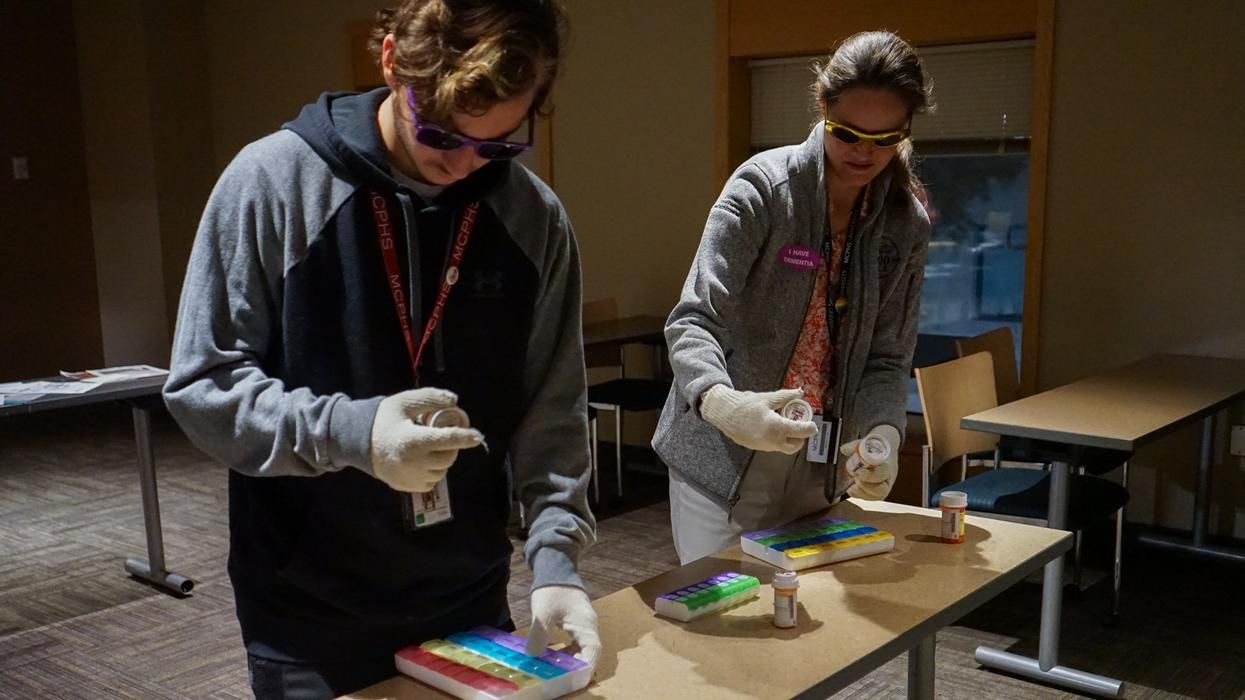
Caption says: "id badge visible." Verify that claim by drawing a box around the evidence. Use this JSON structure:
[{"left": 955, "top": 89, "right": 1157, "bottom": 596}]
[
  {"left": 806, "top": 415, "right": 840, "bottom": 464},
  {"left": 407, "top": 479, "right": 453, "bottom": 529}
]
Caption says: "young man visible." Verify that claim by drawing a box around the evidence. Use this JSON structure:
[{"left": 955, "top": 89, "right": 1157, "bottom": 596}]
[{"left": 164, "top": 2, "right": 597, "bottom": 697}]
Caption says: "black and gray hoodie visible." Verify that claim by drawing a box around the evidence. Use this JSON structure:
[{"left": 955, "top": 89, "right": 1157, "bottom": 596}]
[{"left": 164, "top": 89, "right": 594, "bottom": 661}]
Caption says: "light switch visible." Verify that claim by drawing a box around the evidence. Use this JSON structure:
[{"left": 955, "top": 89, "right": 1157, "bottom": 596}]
[{"left": 12, "top": 157, "right": 29, "bottom": 181}]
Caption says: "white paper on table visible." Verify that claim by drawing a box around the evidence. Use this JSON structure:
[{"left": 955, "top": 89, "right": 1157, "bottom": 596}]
[
  {"left": 0, "top": 393, "right": 46, "bottom": 405},
  {"left": 61, "top": 364, "right": 168, "bottom": 384},
  {"left": 0, "top": 381, "right": 97, "bottom": 395}
]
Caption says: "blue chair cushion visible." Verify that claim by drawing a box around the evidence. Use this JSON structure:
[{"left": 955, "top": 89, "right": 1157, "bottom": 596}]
[
  {"left": 932, "top": 468, "right": 1129, "bottom": 531},
  {"left": 588, "top": 378, "right": 669, "bottom": 411}
]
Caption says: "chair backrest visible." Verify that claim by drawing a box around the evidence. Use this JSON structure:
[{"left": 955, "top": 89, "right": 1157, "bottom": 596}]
[
  {"left": 582, "top": 298, "right": 620, "bottom": 370},
  {"left": 914, "top": 351, "right": 1000, "bottom": 476},
  {"left": 955, "top": 326, "right": 1020, "bottom": 405}
]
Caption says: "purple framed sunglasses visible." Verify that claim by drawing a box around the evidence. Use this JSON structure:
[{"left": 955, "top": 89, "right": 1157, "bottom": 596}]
[{"left": 405, "top": 87, "right": 533, "bottom": 160}]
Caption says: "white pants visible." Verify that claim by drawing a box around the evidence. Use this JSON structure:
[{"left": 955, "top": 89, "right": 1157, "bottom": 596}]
[{"left": 668, "top": 451, "right": 841, "bottom": 565}]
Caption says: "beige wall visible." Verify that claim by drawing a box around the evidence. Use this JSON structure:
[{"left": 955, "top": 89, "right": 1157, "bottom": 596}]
[
  {"left": 144, "top": 0, "right": 217, "bottom": 335},
  {"left": 555, "top": 0, "right": 716, "bottom": 317},
  {"left": 74, "top": 0, "right": 170, "bottom": 367},
  {"left": 205, "top": 0, "right": 384, "bottom": 169},
  {"left": 0, "top": 0, "right": 104, "bottom": 381},
  {"left": 555, "top": 0, "right": 716, "bottom": 445},
  {"left": 1042, "top": 1, "right": 1245, "bottom": 535},
  {"left": 73, "top": 0, "right": 217, "bottom": 368}
]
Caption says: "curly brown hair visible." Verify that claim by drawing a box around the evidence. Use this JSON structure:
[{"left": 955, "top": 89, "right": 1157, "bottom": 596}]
[{"left": 368, "top": 0, "right": 567, "bottom": 123}]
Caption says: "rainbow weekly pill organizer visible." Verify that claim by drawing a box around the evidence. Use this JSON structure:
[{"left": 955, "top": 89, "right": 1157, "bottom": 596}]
[
  {"left": 741, "top": 516, "right": 894, "bottom": 570},
  {"left": 655, "top": 571, "right": 761, "bottom": 622},
  {"left": 395, "top": 627, "right": 593, "bottom": 699}
]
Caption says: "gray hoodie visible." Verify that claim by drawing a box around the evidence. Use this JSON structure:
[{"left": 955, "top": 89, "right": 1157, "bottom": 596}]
[
  {"left": 653, "top": 126, "right": 930, "bottom": 505},
  {"left": 163, "top": 90, "right": 593, "bottom": 659}
]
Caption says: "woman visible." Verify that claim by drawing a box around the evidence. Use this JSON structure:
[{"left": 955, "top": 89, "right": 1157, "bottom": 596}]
[{"left": 654, "top": 31, "right": 934, "bottom": 564}]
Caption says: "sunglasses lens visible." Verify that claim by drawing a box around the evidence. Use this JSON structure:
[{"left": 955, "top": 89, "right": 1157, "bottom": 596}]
[
  {"left": 830, "top": 126, "right": 861, "bottom": 145},
  {"left": 874, "top": 133, "right": 908, "bottom": 148},
  {"left": 415, "top": 126, "right": 464, "bottom": 151},
  {"left": 476, "top": 143, "right": 527, "bottom": 160}
]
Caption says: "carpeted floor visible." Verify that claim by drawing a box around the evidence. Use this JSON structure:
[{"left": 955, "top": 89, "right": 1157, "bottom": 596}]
[{"left": 1, "top": 405, "right": 1242, "bottom": 699}]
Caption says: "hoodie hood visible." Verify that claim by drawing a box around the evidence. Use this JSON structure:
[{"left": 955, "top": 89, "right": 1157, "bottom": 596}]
[{"left": 282, "top": 88, "right": 508, "bottom": 205}]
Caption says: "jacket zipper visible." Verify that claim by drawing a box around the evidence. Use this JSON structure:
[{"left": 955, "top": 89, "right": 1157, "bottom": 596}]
[{"left": 826, "top": 191, "right": 877, "bottom": 502}]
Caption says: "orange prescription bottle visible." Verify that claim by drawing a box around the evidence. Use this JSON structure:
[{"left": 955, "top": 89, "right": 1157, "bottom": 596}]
[
  {"left": 772, "top": 570, "right": 799, "bottom": 628},
  {"left": 940, "top": 491, "right": 967, "bottom": 544}
]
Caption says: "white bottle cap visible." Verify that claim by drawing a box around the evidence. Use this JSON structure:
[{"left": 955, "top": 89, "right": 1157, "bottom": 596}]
[
  {"left": 772, "top": 570, "right": 799, "bottom": 589},
  {"left": 940, "top": 491, "right": 968, "bottom": 509},
  {"left": 780, "top": 398, "right": 813, "bottom": 422},
  {"left": 857, "top": 435, "right": 891, "bottom": 465},
  {"left": 421, "top": 407, "right": 471, "bottom": 428}
]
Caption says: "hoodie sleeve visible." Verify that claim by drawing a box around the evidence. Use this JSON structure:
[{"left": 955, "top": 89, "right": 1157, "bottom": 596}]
[
  {"left": 511, "top": 205, "right": 597, "bottom": 592},
  {"left": 666, "top": 163, "right": 773, "bottom": 409},
  {"left": 163, "top": 135, "right": 381, "bottom": 477}
]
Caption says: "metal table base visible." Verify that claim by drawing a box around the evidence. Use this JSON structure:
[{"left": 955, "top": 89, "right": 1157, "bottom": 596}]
[
  {"left": 1137, "top": 417, "right": 1245, "bottom": 563},
  {"left": 122, "top": 404, "right": 194, "bottom": 595},
  {"left": 975, "top": 462, "right": 1124, "bottom": 697},
  {"left": 907, "top": 635, "right": 935, "bottom": 700}
]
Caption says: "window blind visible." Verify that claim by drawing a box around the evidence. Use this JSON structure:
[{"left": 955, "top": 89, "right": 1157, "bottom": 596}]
[{"left": 749, "top": 40, "right": 1035, "bottom": 148}]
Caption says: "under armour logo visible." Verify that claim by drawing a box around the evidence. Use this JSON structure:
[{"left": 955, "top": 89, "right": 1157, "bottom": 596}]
[{"left": 473, "top": 270, "right": 505, "bottom": 296}]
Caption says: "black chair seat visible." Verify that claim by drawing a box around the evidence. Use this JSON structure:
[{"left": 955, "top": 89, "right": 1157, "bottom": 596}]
[
  {"left": 588, "top": 378, "right": 669, "bottom": 411},
  {"left": 932, "top": 468, "right": 1129, "bottom": 532}
]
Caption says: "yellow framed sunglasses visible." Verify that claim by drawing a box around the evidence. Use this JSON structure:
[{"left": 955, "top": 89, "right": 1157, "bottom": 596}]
[{"left": 824, "top": 119, "right": 911, "bottom": 148}]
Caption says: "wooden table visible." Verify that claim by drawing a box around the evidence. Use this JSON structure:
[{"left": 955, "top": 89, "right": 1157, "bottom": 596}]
[
  {"left": 0, "top": 373, "right": 193, "bottom": 595},
  {"left": 961, "top": 353, "right": 1245, "bottom": 696},
  {"left": 343, "top": 499, "right": 1070, "bottom": 700}
]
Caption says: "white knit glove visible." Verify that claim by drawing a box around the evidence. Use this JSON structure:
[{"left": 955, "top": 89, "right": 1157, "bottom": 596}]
[
  {"left": 700, "top": 385, "right": 817, "bottom": 454},
  {"left": 524, "top": 585, "right": 601, "bottom": 665},
  {"left": 369, "top": 388, "right": 483, "bottom": 493},
  {"left": 840, "top": 424, "right": 901, "bottom": 500}
]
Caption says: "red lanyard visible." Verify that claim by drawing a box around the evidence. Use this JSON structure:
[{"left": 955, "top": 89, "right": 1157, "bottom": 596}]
[{"left": 369, "top": 192, "right": 480, "bottom": 383}]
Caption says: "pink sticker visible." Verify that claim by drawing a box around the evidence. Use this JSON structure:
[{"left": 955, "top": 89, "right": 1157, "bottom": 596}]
[{"left": 780, "top": 245, "right": 820, "bottom": 271}]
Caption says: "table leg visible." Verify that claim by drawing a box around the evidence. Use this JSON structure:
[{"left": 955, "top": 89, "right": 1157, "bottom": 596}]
[
  {"left": 906, "top": 634, "right": 935, "bottom": 700},
  {"left": 1138, "top": 414, "right": 1245, "bottom": 563},
  {"left": 1193, "top": 416, "right": 1214, "bottom": 547},
  {"left": 122, "top": 405, "right": 194, "bottom": 595},
  {"left": 975, "top": 461, "right": 1124, "bottom": 697}
]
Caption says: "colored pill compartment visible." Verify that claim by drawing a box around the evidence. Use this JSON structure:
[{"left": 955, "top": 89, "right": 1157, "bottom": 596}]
[
  {"left": 394, "top": 626, "right": 593, "bottom": 699},
  {"left": 741, "top": 517, "right": 894, "bottom": 571},
  {"left": 654, "top": 572, "right": 762, "bottom": 622}
]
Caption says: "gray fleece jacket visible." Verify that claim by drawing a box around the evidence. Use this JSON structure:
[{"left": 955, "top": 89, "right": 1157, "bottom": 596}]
[{"left": 653, "top": 126, "right": 930, "bottom": 506}]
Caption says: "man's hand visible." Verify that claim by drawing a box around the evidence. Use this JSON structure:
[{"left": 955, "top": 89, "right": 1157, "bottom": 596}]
[
  {"left": 369, "top": 388, "right": 483, "bottom": 492},
  {"left": 525, "top": 585, "right": 601, "bottom": 665}
]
